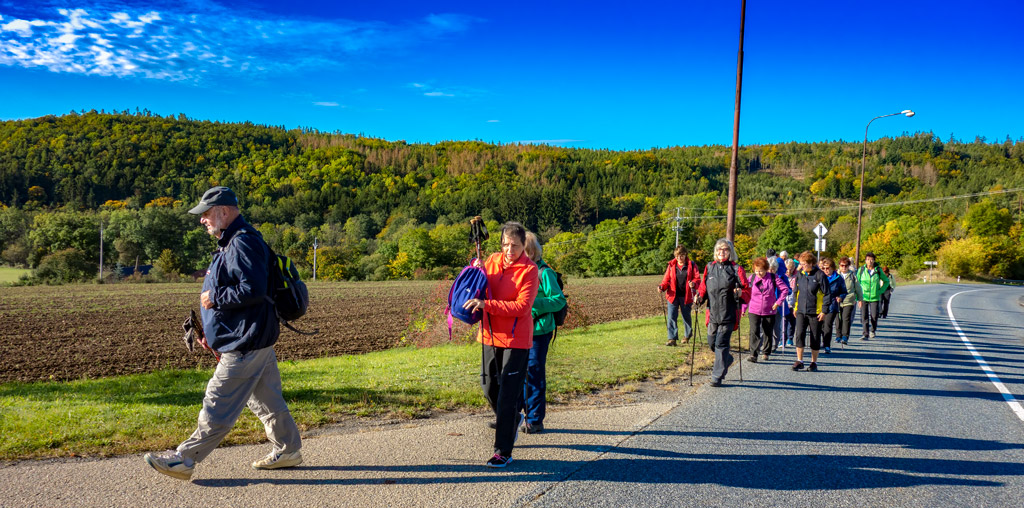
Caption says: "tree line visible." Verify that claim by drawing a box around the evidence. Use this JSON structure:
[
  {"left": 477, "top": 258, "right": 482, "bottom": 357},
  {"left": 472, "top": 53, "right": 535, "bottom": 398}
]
[{"left": 1, "top": 111, "right": 1022, "bottom": 283}]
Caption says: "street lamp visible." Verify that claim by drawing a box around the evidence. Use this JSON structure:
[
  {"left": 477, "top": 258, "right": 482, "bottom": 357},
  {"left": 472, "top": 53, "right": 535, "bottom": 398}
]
[{"left": 854, "top": 109, "right": 915, "bottom": 268}]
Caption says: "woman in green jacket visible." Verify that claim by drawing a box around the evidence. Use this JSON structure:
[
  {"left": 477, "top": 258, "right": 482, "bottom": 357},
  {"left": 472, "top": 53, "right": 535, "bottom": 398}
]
[{"left": 521, "top": 232, "right": 567, "bottom": 434}]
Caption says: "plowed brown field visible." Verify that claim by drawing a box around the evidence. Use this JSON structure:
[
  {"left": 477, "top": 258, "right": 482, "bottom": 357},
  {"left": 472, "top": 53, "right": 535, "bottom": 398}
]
[{"left": 0, "top": 275, "right": 664, "bottom": 383}]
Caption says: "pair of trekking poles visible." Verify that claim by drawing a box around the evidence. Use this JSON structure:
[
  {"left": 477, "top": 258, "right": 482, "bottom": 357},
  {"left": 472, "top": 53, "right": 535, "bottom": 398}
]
[{"left": 660, "top": 291, "right": 742, "bottom": 387}]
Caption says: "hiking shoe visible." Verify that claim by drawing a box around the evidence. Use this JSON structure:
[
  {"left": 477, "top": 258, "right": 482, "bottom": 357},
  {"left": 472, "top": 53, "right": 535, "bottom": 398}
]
[
  {"left": 709, "top": 380, "right": 723, "bottom": 387},
  {"left": 144, "top": 450, "right": 194, "bottom": 480},
  {"left": 870, "top": 331, "right": 877, "bottom": 339},
  {"left": 747, "top": 355, "right": 758, "bottom": 363},
  {"left": 808, "top": 362, "right": 818, "bottom": 372},
  {"left": 762, "top": 354, "right": 771, "bottom": 361},
  {"left": 524, "top": 422, "right": 544, "bottom": 434},
  {"left": 824, "top": 347, "right": 832, "bottom": 354},
  {"left": 486, "top": 453, "right": 513, "bottom": 468},
  {"left": 791, "top": 361, "right": 805, "bottom": 371},
  {"left": 861, "top": 336, "right": 869, "bottom": 341},
  {"left": 665, "top": 339, "right": 678, "bottom": 347},
  {"left": 252, "top": 450, "right": 303, "bottom": 470}
]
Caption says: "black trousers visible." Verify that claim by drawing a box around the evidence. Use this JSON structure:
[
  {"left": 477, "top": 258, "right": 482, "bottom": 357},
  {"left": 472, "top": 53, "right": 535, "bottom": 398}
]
[
  {"left": 793, "top": 313, "right": 822, "bottom": 351},
  {"left": 481, "top": 344, "right": 529, "bottom": 457},
  {"left": 839, "top": 305, "right": 855, "bottom": 338},
  {"left": 822, "top": 312, "right": 839, "bottom": 348},
  {"left": 862, "top": 301, "right": 880, "bottom": 338},
  {"left": 707, "top": 322, "right": 734, "bottom": 383},
  {"left": 748, "top": 313, "right": 775, "bottom": 355}
]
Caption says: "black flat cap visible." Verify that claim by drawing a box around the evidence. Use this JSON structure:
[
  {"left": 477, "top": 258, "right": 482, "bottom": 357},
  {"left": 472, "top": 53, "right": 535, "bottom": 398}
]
[{"left": 188, "top": 186, "right": 238, "bottom": 214}]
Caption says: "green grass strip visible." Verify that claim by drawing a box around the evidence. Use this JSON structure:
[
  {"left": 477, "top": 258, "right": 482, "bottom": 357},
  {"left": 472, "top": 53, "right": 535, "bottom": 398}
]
[{"left": 0, "top": 315, "right": 740, "bottom": 460}]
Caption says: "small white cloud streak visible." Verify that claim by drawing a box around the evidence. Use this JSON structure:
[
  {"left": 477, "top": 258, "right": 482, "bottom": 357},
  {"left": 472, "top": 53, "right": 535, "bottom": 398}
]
[
  {"left": 0, "top": 2, "right": 480, "bottom": 82},
  {"left": 313, "top": 101, "right": 340, "bottom": 107},
  {"left": 486, "top": 119, "right": 499, "bottom": 123},
  {"left": 424, "top": 91, "right": 454, "bottom": 97}
]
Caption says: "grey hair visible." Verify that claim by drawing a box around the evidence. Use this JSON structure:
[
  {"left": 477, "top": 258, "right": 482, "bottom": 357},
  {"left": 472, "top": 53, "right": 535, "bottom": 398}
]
[
  {"left": 713, "top": 238, "right": 738, "bottom": 263},
  {"left": 779, "top": 250, "right": 788, "bottom": 259},
  {"left": 524, "top": 231, "right": 543, "bottom": 262},
  {"left": 768, "top": 258, "right": 779, "bottom": 273},
  {"left": 785, "top": 258, "right": 797, "bottom": 271}
]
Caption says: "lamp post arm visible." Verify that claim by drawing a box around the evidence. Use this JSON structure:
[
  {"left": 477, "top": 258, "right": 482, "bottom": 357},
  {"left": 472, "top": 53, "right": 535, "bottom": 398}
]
[{"left": 854, "top": 111, "right": 904, "bottom": 267}]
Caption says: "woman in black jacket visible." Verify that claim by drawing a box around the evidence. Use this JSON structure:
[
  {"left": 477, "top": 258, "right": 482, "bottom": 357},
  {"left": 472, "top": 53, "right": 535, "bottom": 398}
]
[
  {"left": 792, "top": 251, "right": 832, "bottom": 372},
  {"left": 696, "top": 238, "right": 751, "bottom": 387}
]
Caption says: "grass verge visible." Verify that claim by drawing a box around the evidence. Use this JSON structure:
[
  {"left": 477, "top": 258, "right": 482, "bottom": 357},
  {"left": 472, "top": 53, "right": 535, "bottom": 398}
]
[{"left": 0, "top": 315, "right": 747, "bottom": 461}]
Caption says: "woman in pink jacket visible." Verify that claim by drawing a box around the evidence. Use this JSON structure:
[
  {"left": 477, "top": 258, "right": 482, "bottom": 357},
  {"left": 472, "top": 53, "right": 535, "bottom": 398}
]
[{"left": 746, "top": 257, "right": 790, "bottom": 362}]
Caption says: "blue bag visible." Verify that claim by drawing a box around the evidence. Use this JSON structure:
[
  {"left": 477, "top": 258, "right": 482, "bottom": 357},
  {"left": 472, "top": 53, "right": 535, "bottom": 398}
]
[{"left": 446, "top": 263, "right": 489, "bottom": 339}]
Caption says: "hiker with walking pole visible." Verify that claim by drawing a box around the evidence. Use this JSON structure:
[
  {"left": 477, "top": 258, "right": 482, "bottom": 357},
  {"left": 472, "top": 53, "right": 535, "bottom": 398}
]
[
  {"left": 658, "top": 245, "right": 699, "bottom": 347},
  {"left": 695, "top": 238, "right": 750, "bottom": 387},
  {"left": 462, "top": 221, "right": 538, "bottom": 468},
  {"left": 745, "top": 257, "right": 789, "bottom": 364}
]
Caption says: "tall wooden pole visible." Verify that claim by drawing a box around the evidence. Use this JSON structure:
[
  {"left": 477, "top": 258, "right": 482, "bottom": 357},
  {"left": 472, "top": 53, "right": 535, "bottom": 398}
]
[{"left": 726, "top": 0, "right": 747, "bottom": 242}]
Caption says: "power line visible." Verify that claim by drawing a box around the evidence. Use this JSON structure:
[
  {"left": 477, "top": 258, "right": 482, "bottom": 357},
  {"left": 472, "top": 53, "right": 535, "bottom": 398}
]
[{"left": 543, "top": 186, "right": 1024, "bottom": 251}]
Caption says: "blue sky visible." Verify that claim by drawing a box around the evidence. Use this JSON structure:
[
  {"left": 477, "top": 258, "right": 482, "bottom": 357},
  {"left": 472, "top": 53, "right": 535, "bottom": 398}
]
[{"left": 1, "top": 0, "right": 1021, "bottom": 150}]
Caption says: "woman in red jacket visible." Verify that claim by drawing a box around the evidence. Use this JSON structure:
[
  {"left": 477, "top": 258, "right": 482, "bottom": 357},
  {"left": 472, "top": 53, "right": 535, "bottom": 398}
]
[
  {"left": 462, "top": 221, "right": 538, "bottom": 468},
  {"left": 658, "top": 245, "right": 699, "bottom": 347}
]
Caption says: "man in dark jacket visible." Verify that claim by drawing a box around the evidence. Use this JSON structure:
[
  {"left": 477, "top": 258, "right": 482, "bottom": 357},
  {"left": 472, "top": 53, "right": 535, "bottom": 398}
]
[{"left": 144, "top": 187, "right": 302, "bottom": 481}]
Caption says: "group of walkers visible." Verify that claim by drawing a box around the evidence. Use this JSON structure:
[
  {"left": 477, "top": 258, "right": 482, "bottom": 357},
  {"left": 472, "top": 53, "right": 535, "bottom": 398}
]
[
  {"left": 144, "top": 185, "right": 896, "bottom": 480},
  {"left": 145, "top": 186, "right": 567, "bottom": 480},
  {"left": 660, "top": 241, "right": 893, "bottom": 384}
]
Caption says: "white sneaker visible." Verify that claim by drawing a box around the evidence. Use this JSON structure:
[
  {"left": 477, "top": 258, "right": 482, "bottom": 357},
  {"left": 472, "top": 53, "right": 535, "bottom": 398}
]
[
  {"left": 870, "top": 330, "right": 877, "bottom": 339},
  {"left": 252, "top": 450, "right": 303, "bottom": 470},
  {"left": 144, "top": 450, "right": 194, "bottom": 480}
]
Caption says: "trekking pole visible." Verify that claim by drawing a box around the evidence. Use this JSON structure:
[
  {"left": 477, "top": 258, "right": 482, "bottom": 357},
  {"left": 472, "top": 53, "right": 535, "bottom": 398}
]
[
  {"left": 737, "top": 326, "right": 743, "bottom": 382},
  {"left": 690, "top": 303, "right": 701, "bottom": 386}
]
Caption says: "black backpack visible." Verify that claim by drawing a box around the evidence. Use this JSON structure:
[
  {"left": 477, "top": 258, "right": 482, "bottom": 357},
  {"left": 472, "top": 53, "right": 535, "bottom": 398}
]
[
  {"left": 267, "top": 248, "right": 317, "bottom": 335},
  {"left": 548, "top": 268, "right": 568, "bottom": 326}
]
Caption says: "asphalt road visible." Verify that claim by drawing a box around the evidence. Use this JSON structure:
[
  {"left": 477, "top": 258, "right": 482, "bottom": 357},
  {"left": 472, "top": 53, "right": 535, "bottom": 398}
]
[
  {"left": 532, "top": 283, "right": 1024, "bottom": 507},
  {"left": 2, "top": 283, "right": 1022, "bottom": 507}
]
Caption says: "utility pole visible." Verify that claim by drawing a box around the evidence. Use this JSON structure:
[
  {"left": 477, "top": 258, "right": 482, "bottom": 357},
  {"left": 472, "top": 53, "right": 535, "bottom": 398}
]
[
  {"left": 312, "top": 236, "right": 319, "bottom": 281},
  {"left": 672, "top": 207, "right": 684, "bottom": 248},
  {"left": 725, "top": 0, "right": 747, "bottom": 242},
  {"left": 99, "top": 222, "right": 104, "bottom": 281}
]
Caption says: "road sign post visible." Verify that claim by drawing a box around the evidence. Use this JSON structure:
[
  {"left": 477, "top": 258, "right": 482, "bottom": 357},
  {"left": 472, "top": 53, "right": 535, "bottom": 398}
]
[
  {"left": 924, "top": 260, "right": 937, "bottom": 283},
  {"left": 813, "top": 222, "right": 828, "bottom": 262}
]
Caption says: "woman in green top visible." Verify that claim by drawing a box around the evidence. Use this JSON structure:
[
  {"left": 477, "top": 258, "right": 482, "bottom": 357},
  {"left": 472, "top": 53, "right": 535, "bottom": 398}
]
[
  {"left": 856, "top": 252, "right": 890, "bottom": 340},
  {"left": 520, "top": 232, "right": 567, "bottom": 434}
]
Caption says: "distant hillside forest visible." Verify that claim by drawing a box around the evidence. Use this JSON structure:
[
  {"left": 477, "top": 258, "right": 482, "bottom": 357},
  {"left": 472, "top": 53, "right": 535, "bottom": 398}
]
[{"left": 1, "top": 111, "right": 1023, "bottom": 283}]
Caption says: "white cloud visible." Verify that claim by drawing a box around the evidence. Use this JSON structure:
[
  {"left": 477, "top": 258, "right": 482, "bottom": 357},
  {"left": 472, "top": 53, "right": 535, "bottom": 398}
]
[
  {"left": 424, "top": 91, "right": 454, "bottom": 97},
  {"left": 0, "top": 2, "right": 480, "bottom": 82},
  {"left": 486, "top": 119, "right": 500, "bottom": 123},
  {"left": 313, "top": 101, "right": 340, "bottom": 107}
]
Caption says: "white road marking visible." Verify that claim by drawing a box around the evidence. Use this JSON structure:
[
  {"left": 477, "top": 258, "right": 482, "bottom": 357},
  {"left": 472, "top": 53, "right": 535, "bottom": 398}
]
[{"left": 947, "top": 289, "right": 1024, "bottom": 422}]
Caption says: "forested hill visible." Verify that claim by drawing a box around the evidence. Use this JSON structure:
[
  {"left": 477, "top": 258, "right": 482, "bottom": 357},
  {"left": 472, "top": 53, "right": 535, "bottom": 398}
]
[{"left": 1, "top": 111, "right": 1023, "bottom": 282}]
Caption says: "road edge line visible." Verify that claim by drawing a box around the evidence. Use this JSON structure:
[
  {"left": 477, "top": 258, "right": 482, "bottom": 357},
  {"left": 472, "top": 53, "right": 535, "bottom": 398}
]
[{"left": 946, "top": 289, "right": 1024, "bottom": 422}]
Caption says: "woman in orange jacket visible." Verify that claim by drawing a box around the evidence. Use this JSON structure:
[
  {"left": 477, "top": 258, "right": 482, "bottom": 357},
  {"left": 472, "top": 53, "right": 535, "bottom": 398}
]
[{"left": 462, "top": 221, "right": 538, "bottom": 468}]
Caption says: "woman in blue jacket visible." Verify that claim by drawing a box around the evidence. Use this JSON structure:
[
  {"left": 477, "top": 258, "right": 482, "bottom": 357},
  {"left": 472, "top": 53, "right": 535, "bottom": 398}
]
[{"left": 819, "top": 257, "right": 848, "bottom": 354}]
